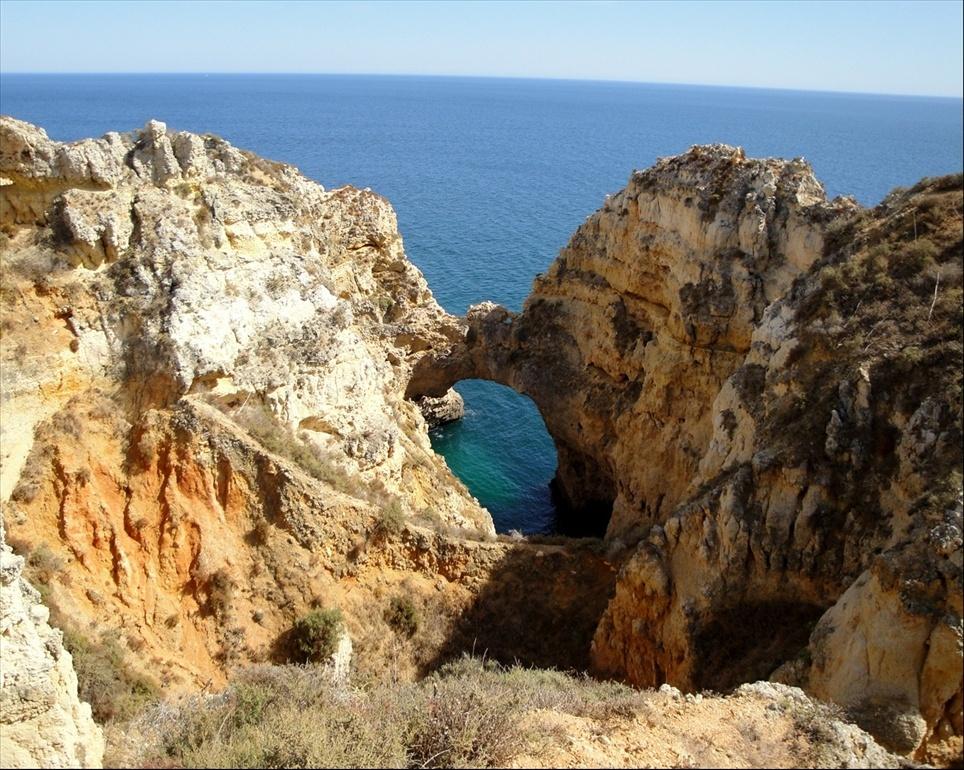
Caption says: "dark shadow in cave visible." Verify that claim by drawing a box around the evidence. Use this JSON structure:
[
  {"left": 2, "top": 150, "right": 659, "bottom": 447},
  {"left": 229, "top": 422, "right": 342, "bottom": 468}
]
[
  {"left": 691, "top": 600, "right": 828, "bottom": 692},
  {"left": 421, "top": 540, "right": 618, "bottom": 675},
  {"left": 550, "top": 478, "right": 613, "bottom": 538}
]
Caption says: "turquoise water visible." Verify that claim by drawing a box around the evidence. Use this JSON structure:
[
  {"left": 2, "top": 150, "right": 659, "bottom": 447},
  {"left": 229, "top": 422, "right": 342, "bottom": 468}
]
[
  {"left": 430, "top": 381, "right": 557, "bottom": 534},
  {"left": 2, "top": 75, "right": 961, "bottom": 532}
]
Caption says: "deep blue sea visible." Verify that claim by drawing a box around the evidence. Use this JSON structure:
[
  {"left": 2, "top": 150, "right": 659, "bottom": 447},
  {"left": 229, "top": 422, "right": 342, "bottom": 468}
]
[{"left": 2, "top": 74, "right": 961, "bottom": 533}]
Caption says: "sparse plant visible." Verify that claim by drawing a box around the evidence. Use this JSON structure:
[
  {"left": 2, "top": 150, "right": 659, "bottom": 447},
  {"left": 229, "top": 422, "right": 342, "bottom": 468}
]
[
  {"left": 206, "top": 569, "right": 236, "bottom": 621},
  {"left": 10, "top": 477, "right": 40, "bottom": 503},
  {"left": 265, "top": 270, "right": 288, "bottom": 299},
  {"left": 110, "top": 657, "right": 657, "bottom": 768},
  {"left": 228, "top": 402, "right": 351, "bottom": 490},
  {"left": 385, "top": 595, "right": 419, "bottom": 637},
  {"left": 406, "top": 674, "right": 522, "bottom": 768},
  {"left": 289, "top": 608, "right": 344, "bottom": 664},
  {"left": 375, "top": 499, "right": 405, "bottom": 537},
  {"left": 51, "top": 409, "right": 84, "bottom": 438},
  {"left": 250, "top": 519, "right": 271, "bottom": 546},
  {"left": 25, "top": 544, "right": 65, "bottom": 586},
  {"left": 61, "top": 628, "right": 159, "bottom": 723}
]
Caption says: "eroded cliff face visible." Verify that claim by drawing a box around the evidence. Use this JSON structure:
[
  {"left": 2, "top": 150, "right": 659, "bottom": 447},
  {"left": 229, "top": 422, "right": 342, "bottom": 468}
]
[
  {"left": 412, "top": 147, "right": 963, "bottom": 762},
  {"left": 411, "top": 146, "right": 853, "bottom": 535},
  {"left": 2, "top": 119, "right": 960, "bottom": 765},
  {"left": 0, "top": 118, "right": 616, "bottom": 700},
  {"left": 0, "top": 116, "right": 479, "bottom": 531}
]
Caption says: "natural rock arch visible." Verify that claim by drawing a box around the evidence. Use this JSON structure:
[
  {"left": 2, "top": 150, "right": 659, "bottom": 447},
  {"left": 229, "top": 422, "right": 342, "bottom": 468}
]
[
  {"left": 408, "top": 147, "right": 963, "bottom": 763},
  {"left": 408, "top": 302, "right": 619, "bottom": 536}
]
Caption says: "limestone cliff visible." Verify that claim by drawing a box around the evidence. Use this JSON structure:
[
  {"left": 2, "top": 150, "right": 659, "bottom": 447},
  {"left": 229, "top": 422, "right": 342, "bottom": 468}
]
[
  {"left": 0, "top": 116, "right": 479, "bottom": 532},
  {"left": 413, "top": 147, "right": 963, "bottom": 762},
  {"left": 0, "top": 117, "right": 614, "bottom": 701},
  {"left": 0, "top": 519, "right": 103, "bottom": 768},
  {"left": 2, "top": 119, "right": 961, "bottom": 766}
]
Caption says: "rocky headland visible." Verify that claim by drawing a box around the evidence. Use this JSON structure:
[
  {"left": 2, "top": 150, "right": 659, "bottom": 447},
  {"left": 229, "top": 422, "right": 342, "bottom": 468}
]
[{"left": 0, "top": 117, "right": 960, "bottom": 767}]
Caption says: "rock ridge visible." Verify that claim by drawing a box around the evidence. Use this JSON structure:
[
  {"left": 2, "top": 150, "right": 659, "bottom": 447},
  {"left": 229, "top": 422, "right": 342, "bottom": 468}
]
[
  {"left": 410, "top": 146, "right": 963, "bottom": 763},
  {"left": 2, "top": 119, "right": 961, "bottom": 765}
]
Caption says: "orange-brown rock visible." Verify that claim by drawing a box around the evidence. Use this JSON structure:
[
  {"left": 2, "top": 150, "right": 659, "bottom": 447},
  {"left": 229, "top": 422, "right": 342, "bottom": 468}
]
[{"left": 0, "top": 117, "right": 614, "bottom": 698}]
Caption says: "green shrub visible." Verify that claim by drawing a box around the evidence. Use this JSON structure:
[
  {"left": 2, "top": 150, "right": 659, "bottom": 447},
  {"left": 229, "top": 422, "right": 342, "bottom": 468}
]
[
  {"left": 290, "top": 608, "right": 343, "bottom": 664},
  {"left": 375, "top": 499, "right": 405, "bottom": 537},
  {"left": 385, "top": 595, "right": 419, "bottom": 637},
  {"left": 62, "top": 629, "right": 159, "bottom": 723},
  {"left": 887, "top": 236, "right": 938, "bottom": 279}
]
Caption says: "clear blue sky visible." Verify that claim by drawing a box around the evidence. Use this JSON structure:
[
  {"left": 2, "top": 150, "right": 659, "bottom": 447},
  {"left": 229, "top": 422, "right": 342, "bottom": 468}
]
[{"left": 1, "top": 0, "right": 961, "bottom": 97}]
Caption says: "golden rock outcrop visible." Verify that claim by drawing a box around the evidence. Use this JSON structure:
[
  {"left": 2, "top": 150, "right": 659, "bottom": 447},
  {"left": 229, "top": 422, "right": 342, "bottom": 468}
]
[
  {"left": 2, "top": 119, "right": 960, "bottom": 765},
  {"left": 413, "top": 147, "right": 963, "bottom": 762}
]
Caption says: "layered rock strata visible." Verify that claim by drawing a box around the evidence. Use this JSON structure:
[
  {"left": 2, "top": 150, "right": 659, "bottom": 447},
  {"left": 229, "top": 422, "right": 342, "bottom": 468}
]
[{"left": 412, "top": 147, "right": 963, "bottom": 762}]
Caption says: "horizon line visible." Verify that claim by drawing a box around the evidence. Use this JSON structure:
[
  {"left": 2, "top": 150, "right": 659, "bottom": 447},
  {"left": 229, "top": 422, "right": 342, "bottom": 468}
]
[{"left": 1, "top": 70, "right": 962, "bottom": 101}]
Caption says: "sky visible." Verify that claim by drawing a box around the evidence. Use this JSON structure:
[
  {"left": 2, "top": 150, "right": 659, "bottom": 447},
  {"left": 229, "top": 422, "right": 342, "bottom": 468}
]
[{"left": 1, "top": 0, "right": 962, "bottom": 97}]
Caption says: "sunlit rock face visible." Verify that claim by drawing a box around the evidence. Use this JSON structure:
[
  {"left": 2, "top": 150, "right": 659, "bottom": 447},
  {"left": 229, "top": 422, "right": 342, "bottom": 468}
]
[
  {"left": 0, "top": 520, "right": 104, "bottom": 768},
  {"left": 412, "top": 146, "right": 963, "bottom": 763},
  {"left": 2, "top": 116, "right": 960, "bottom": 765},
  {"left": 0, "top": 116, "right": 505, "bottom": 693},
  {"left": 0, "top": 116, "right": 482, "bottom": 535}
]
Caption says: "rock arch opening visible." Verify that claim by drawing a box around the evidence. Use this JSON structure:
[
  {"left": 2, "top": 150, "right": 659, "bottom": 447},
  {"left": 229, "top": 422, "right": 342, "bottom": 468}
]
[
  {"left": 406, "top": 302, "right": 617, "bottom": 539},
  {"left": 429, "top": 380, "right": 558, "bottom": 534},
  {"left": 426, "top": 378, "right": 614, "bottom": 538}
]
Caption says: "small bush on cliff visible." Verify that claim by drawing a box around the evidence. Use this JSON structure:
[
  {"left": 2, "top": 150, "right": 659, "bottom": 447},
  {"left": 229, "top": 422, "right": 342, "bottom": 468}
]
[
  {"left": 24, "top": 543, "right": 65, "bottom": 587},
  {"left": 289, "top": 608, "right": 344, "bottom": 664},
  {"left": 385, "top": 595, "right": 419, "bottom": 637},
  {"left": 62, "top": 628, "right": 159, "bottom": 723},
  {"left": 206, "top": 568, "right": 236, "bottom": 621},
  {"left": 375, "top": 499, "right": 405, "bottom": 537}
]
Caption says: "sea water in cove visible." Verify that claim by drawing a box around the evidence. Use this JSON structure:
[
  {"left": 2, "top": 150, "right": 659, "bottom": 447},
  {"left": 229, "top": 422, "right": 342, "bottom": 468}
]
[{"left": 3, "top": 75, "right": 961, "bottom": 534}]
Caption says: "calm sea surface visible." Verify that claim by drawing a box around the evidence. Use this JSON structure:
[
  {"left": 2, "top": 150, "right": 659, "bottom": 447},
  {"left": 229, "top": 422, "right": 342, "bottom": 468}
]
[{"left": 2, "top": 74, "right": 961, "bottom": 533}]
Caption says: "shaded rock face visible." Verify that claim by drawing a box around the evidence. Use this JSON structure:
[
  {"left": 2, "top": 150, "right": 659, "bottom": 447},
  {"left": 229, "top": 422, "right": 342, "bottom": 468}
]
[
  {"left": 411, "top": 147, "right": 963, "bottom": 762},
  {"left": 0, "top": 520, "right": 104, "bottom": 768}
]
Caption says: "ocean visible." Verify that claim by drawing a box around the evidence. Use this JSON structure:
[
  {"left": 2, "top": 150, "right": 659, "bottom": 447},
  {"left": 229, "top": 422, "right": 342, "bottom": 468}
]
[{"left": 1, "top": 74, "right": 961, "bottom": 533}]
